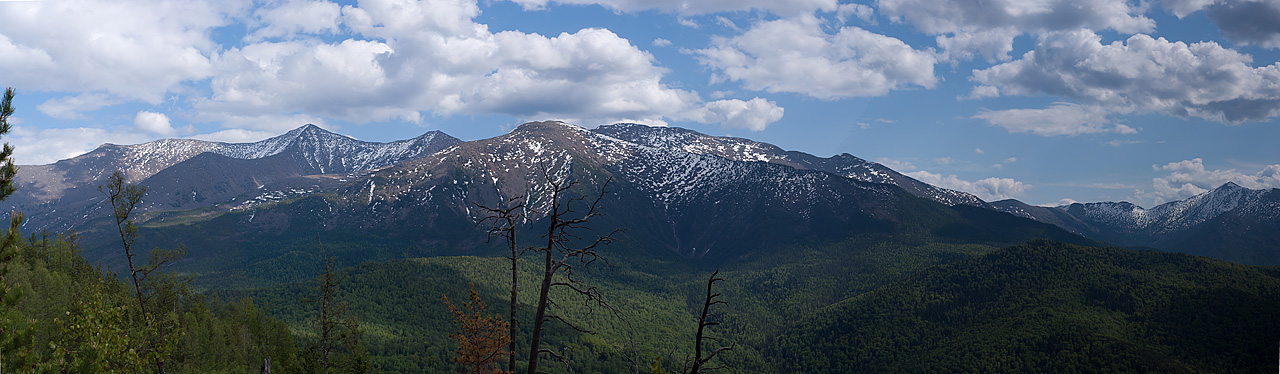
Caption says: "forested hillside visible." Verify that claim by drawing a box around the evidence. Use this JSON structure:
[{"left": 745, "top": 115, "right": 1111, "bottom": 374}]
[
  {"left": 0, "top": 228, "right": 305, "bottom": 373},
  {"left": 772, "top": 240, "right": 1280, "bottom": 373},
  {"left": 3, "top": 89, "right": 1276, "bottom": 373}
]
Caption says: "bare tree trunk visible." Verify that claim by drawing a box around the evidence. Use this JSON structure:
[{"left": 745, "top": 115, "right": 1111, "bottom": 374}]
[
  {"left": 473, "top": 193, "right": 527, "bottom": 373},
  {"left": 526, "top": 246, "right": 554, "bottom": 374},
  {"left": 689, "top": 271, "right": 731, "bottom": 374},
  {"left": 520, "top": 169, "right": 620, "bottom": 374},
  {"left": 509, "top": 247, "right": 519, "bottom": 373}
]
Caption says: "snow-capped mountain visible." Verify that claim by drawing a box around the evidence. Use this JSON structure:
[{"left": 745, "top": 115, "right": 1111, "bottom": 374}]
[
  {"left": 6, "top": 124, "right": 461, "bottom": 231},
  {"left": 992, "top": 182, "right": 1280, "bottom": 265},
  {"left": 593, "top": 123, "right": 988, "bottom": 207},
  {"left": 328, "top": 121, "right": 923, "bottom": 259},
  {"left": 211, "top": 124, "right": 459, "bottom": 174},
  {"left": 21, "top": 119, "right": 1276, "bottom": 287},
  {"left": 1065, "top": 182, "right": 1267, "bottom": 235},
  {"left": 52, "top": 120, "right": 1083, "bottom": 282}
]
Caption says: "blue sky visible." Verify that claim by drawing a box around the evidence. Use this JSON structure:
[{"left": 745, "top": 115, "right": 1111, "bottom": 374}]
[{"left": 2, "top": 0, "right": 1279, "bottom": 207}]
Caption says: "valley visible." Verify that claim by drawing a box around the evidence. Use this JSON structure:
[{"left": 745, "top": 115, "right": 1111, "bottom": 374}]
[{"left": 5, "top": 122, "right": 1279, "bottom": 373}]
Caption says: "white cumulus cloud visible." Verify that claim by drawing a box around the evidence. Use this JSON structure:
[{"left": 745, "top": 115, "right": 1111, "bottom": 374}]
[
  {"left": 134, "top": 111, "right": 176, "bottom": 136},
  {"left": 247, "top": 0, "right": 343, "bottom": 41},
  {"left": 196, "top": 0, "right": 748, "bottom": 130},
  {"left": 1137, "top": 158, "right": 1280, "bottom": 204},
  {"left": 502, "top": 0, "right": 838, "bottom": 16},
  {"left": 5, "top": 0, "right": 772, "bottom": 138},
  {"left": 906, "top": 170, "right": 1032, "bottom": 201},
  {"left": 7, "top": 126, "right": 152, "bottom": 165},
  {"left": 972, "top": 29, "right": 1280, "bottom": 124},
  {"left": 877, "top": 0, "right": 1153, "bottom": 61},
  {"left": 36, "top": 93, "right": 119, "bottom": 120},
  {"left": 694, "top": 15, "right": 938, "bottom": 100},
  {"left": 677, "top": 98, "right": 784, "bottom": 131},
  {"left": 973, "top": 102, "right": 1136, "bottom": 136},
  {"left": 0, "top": 0, "right": 238, "bottom": 103}
]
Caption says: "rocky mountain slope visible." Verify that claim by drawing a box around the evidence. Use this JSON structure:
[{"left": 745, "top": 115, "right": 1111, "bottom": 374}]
[
  {"left": 6, "top": 124, "right": 460, "bottom": 231},
  {"left": 58, "top": 121, "right": 1087, "bottom": 287},
  {"left": 593, "top": 123, "right": 987, "bottom": 207},
  {"left": 12, "top": 120, "right": 1275, "bottom": 285},
  {"left": 992, "top": 182, "right": 1280, "bottom": 265}
]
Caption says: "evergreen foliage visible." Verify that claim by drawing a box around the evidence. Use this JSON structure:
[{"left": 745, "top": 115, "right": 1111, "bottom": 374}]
[
  {"left": 772, "top": 240, "right": 1280, "bottom": 373},
  {"left": 307, "top": 248, "right": 371, "bottom": 374},
  {"left": 0, "top": 87, "right": 17, "bottom": 201},
  {"left": 445, "top": 283, "right": 511, "bottom": 374},
  {"left": 0, "top": 229, "right": 304, "bottom": 373}
]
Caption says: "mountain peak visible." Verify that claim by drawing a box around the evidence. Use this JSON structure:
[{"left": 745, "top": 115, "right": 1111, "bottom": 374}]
[
  {"left": 1215, "top": 181, "right": 1244, "bottom": 191},
  {"left": 284, "top": 123, "right": 341, "bottom": 138},
  {"left": 296, "top": 123, "right": 323, "bottom": 131},
  {"left": 515, "top": 120, "right": 578, "bottom": 131}
]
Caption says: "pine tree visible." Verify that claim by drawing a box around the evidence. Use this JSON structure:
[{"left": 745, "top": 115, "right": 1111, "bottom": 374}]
[
  {"left": 444, "top": 283, "right": 511, "bottom": 374},
  {"left": 0, "top": 211, "right": 31, "bottom": 373},
  {"left": 311, "top": 245, "right": 369, "bottom": 374},
  {"left": 41, "top": 278, "right": 147, "bottom": 374},
  {"left": 0, "top": 88, "right": 18, "bottom": 201},
  {"left": 0, "top": 87, "right": 28, "bottom": 373}
]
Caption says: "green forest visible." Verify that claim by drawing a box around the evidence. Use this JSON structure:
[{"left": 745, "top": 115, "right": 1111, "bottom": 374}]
[{"left": 1, "top": 88, "right": 1279, "bottom": 373}]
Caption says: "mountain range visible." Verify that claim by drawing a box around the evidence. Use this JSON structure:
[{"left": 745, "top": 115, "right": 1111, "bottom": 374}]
[
  {"left": 7, "top": 121, "right": 1278, "bottom": 372},
  {"left": 991, "top": 182, "right": 1280, "bottom": 265},
  {"left": 6, "top": 121, "right": 1278, "bottom": 286},
  {"left": 8, "top": 124, "right": 460, "bottom": 232}
]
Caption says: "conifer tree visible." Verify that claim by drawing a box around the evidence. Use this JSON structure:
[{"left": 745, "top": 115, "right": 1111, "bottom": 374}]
[
  {"left": 0, "top": 87, "right": 18, "bottom": 201},
  {"left": 0, "top": 211, "right": 30, "bottom": 373},
  {"left": 311, "top": 245, "right": 368, "bottom": 374},
  {"left": 0, "top": 87, "right": 28, "bottom": 372},
  {"left": 444, "top": 283, "right": 511, "bottom": 374},
  {"left": 99, "top": 171, "right": 186, "bottom": 373}
]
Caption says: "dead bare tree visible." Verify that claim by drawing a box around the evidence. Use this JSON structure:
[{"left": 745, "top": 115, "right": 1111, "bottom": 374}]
[
  {"left": 524, "top": 165, "right": 622, "bottom": 374},
  {"left": 474, "top": 192, "right": 527, "bottom": 374},
  {"left": 686, "top": 271, "right": 733, "bottom": 374}
]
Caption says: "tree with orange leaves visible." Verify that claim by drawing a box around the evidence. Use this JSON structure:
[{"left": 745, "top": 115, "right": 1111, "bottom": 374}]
[{"left": 444, "top": 284, "right": 511, "bottom": 374}]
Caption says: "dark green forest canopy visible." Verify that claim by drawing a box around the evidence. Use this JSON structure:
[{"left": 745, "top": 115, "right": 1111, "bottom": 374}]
[
  {"left": 223, "top": 238, "right": 1280, "bottom": 373},
  {"left": 772, "top": 240, "right": 1280, "bottom": 374}
]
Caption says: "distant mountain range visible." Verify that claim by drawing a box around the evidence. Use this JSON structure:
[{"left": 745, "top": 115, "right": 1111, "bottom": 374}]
[
  {"left": 992, "top": 182, "right": 1280, "bottom": 265},
  {"left": 6, "top": 122, "right": 1277, "bottom": 284},
  {"left": 8, "top": 124, "right": 460, "bottom": 231}
]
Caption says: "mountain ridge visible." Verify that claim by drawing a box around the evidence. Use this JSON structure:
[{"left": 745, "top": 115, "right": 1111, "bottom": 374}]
[
  {"left": 992, "top": 182, "right": 1280, "bottom": 264},
  {"left": 6, "top": 124, "right": 461, "bottom": 231},
  {"left": 9, "top": 121, "right": 1276, "bottom": 269},
  {"left": 593, "top": 123, "right": 988, "bottom": 207}
]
